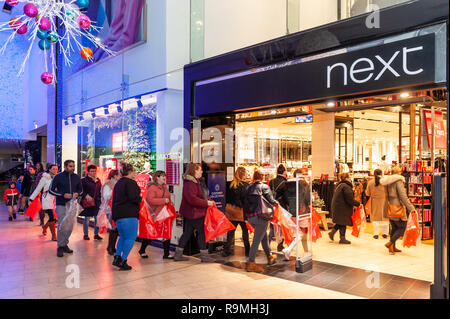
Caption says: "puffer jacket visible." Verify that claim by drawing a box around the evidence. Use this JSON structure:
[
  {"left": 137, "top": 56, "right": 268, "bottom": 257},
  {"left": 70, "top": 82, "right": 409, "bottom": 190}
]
[
  {"left": 331, "top": 180, "right": 360, "bottom": 226},
  {"left": 29, "top": 172, "right": 55, "bottom": 210},
  {"left": 380, "top": 174, "right": 415, "bottom": 221},
  {"left": 179, "top": 174, "right": 209, "bottom": 220}
]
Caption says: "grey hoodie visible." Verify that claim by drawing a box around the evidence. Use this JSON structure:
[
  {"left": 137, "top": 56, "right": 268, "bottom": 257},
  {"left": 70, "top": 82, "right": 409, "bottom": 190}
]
[{"left": 380, "top": 174, "right": 415, "bottom": 221}]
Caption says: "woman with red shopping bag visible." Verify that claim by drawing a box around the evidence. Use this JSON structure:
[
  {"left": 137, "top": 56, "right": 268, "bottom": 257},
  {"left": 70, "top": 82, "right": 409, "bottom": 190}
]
[
  {"left": 28, "top": 163, "right": 59, "bottom": 241},
  {"left": 138, "top": 170, "right": 176, "bottom": 259},
  {"left": 174, "top": 163, "right": 215, "bottom": 262},
  {"left": 329, "top": 173, "right": 360, "bottom": 244},
  {"left": 244, "top": 170, "right": 279, "bottom": 273},
  {"left": 380, "top": 166, "right": 416, "bottom": 255}
]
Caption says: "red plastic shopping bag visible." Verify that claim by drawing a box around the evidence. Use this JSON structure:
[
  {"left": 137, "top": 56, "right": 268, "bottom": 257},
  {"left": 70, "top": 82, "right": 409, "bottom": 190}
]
[
  {"left": 204, "top": 204, "right": 236, "bottom": 242},
  {"left": 364, "top": 198, "right": 371, "bottom": 217},
  {"left": 277, "top": 206, "right": 297, "bottom": 246},
  {"left": 246, "top": 221, "right": 254, "bottom": 234},
  {"left": 351, "top": 206, "right": 363, "bottom": 237},
  {"left": 154, "top": 204, "right": 177, "bottom": 239},
  {"left": 25, "top": 196, "right": 42, "bottom": 220},
  {"left": 403, "top": 211, "right": 421, "bottom": 248},
  {"left": 311, "top": 208, "right": 322, "bottom": 242},
  {"left": 138, "top": 201, "right": 158, "bottom": 239}
]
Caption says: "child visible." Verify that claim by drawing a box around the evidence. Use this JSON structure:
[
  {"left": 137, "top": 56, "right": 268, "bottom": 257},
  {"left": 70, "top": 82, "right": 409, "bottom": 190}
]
[{"left": 3, "top": 182, "right": 20, "bottom": 221}]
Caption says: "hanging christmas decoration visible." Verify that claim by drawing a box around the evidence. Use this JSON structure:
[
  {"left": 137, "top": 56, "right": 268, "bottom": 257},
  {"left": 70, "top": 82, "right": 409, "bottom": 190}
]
[{"left": 0, "top": 0, "right": 114, "bottom": 85}]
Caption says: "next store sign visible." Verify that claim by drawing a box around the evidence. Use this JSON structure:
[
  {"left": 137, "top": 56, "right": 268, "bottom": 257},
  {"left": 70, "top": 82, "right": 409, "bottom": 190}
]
[{"left": 194, "top": 34, "right": 436, "bottom": 116}]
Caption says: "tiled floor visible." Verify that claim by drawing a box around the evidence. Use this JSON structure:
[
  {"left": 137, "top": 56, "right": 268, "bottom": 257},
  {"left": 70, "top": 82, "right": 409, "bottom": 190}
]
[{"left": 0, "top": 209, "right": 360, "bottom": 299}]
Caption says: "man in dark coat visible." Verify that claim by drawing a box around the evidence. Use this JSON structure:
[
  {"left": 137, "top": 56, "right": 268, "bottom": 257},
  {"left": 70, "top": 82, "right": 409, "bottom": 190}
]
[
  {"left": 329, "top": 173, "right": 360, "bottom": 244},
  {"left": 268, "top": 164, "right": 289, "bottom": 251},
  {"left": 80, "top": 165, "right": 102, "bottom": 241}
]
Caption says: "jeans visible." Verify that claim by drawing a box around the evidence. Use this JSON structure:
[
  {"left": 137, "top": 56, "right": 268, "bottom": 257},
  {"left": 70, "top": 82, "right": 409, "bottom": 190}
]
[
  {"left": 83, "top": 216, "right": 99, "bottom": 236},
  {"left": 177, "top": 217, "right": 206, "bottom": 250},
  {"left": 56, "top": 205, "right": 73, "bottom": 248},
  {"left": 224, "top": 221, "right": 250, "bottom": 253},
  {"left": 390, "top": 219, "right": 407, "bottom": 243},
  {"left": 248, "top": 216, "right": 271, "bottom": 262},
  {"left": 115, "top": 218, "right": 138, "bottom": 261}
]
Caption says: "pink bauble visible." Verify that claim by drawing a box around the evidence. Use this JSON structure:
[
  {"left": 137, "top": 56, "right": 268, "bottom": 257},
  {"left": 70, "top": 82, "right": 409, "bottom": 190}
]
[
  {"left": 17, "top": 24, "right": 28, "bottom": 35},
  {"left": 41, "top": 72, "right": 54, "bottom": 85},
  {"left": 39, "top": 17, "right": 51, "bottom": 31},
  {"left": 24, "top": 4, "right": 39, "bottom": 18},
  {"left": 6, "top": 0, "right": 19, "bottom": 6},
  {"left": 77, "top": 14, "right": 91, "bottom": 29}
]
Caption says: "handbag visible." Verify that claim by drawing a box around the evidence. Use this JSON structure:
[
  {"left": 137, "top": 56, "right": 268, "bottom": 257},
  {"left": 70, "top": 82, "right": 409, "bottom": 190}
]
[
  {"left": 257, "top": 196, "right": 275, "bottom": 221},
  {"left": 225, "top": 203, "right": 244, "bottom": 221},
  {"left": 385, "top": 185, "right": 406, "bottom": 219}
]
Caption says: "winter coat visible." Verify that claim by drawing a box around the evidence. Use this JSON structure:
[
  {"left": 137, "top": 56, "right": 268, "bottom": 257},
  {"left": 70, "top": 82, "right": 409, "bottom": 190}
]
[
  {"left": 49, "top": 171, "right": 83, "bottom": 206},
  {"left": 29, "top": 172, "right": 55, "bottom": 210},
  {"left": 179, "top": 174, "right": 209, "bottom": 220},
  {"left": 380, "top": 174, "right": 415, "bottom": 221},
  {"left": 4, "top": 188, "right": 20, "bottom": 206},
  {"left": 269, "top": 175, "right": 289, "bottom": 209},
  {"left": 331, "top": 180, "right": 360, "bottom": 226},
  {"left": 365, "top": 179, "right": 388, "bottom": 222},
  {"left": 285, "top": 179, "right": 311, "bottom": 217},
  {"left": 225, "top": 181, "right": 249, "bottom": 221},
  {"left": 21, "top": 173, "right": 37, "bottom": 197},
  {"left": 146, "top": 183, "right": 171, "bottom": 218},
  {"left": 244, "top": 181, "right": 279, "bottom": 219},
  {"left": 112, "top": 177, "right": 142, "bottom": 221},
  {"left": 79, "top": 176, "right": 102, "bottom": 217}
]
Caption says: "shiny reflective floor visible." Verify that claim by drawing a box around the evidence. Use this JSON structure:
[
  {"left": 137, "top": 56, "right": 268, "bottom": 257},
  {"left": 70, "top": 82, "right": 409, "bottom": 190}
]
[{"left": 0, "top": 208, "right": 359, "bottom": 299}]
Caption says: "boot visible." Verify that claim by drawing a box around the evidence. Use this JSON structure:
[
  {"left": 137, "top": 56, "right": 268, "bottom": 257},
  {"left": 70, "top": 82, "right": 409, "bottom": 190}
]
[
  {"left": 328, "top": 228, "right": 337, "bottom": 241},
  {"left": 244, "top": 245, "right": 250, "bottom": 257},
  {"left": 39, "top": 211, "right": 45, "bottom": 226},
  {"left": 173, "top": 247, "right": 189, "bottom": 261},
  {"left": 9, "top": 216, "right": 13, "bottom": 221},
  {"left": 112, "top": 255, "right": 122, "bottom": 267},
  {"left": 200, "top": 249, "right": 215, "bottom": 263},
  {"left": 339, "top": 236, "right": 351, "bottom": 244},
  {"left": 48, "top": 222, "right": 57, "bottom": 241},
  {"left": 246, "top": 261, "right": 264, "bottom": 273},
  {"left": 42, "top": 222, "right": 49, "bottom": 236},
  {"left": 62, "top": 246, "right": 73, "bottom": 254},
  {"left": 393, "top": 242, "right": 402, "bottom": 253},
  {"left": 385, "top": 241, "right": 395, "bottom": 255},
  {"left": 119, "top": 259, "right": 132, "bottom": 271},
  {"left": 57, "top": 247, "right": 64, "bottom": 258},
  {"left": 107, "top": 231, "right": 118, "bottom": 256},
  {"left": 267, "top": 254, "right": 277, "bottom": 265},
  {"left": 94, "top": 234, "right": 103, "bottom": 240},
  {"left": 12, "top": 213, "right": 16, "bottom": 220},
  {"left": 277, "top": 239, "right": 284, "bottom": 252}
]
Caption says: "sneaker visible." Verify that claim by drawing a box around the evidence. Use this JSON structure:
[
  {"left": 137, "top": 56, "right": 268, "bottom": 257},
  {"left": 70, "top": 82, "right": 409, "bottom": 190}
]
[
  {"left": 83, "top": 235, "right": 90, "bottom": 240},
  {"left": 282, "top": 248, "right": 291, "bottom": 261},
  {"left": 267, "top": 254, "right": 277, "bottom": 265},
  {"left": 382, "top": 234, "right": 388, "bottom": 239},
  {"left": 339, "top": 238, "right": 351, "bottom": 244},
  {"left": 62, "top": 246, "right": 73, "bottom": 254},
  {"left": 112, "top": 255, "right": 122, "bottom": 267},
  {"left": 119, "top": 259, "right": 132, "bottom": 271},
  {"left": 57, "top": 247, "right": 64, "bottom": 258},
  {"left": 94, "top": 235, "right": 103, "bottom": 240},
  {"left": 373, "top": 235, "right": 379, "bottom": 239},
  {"left": 163, "top": 255, "right": 174, "bottom": 260}
]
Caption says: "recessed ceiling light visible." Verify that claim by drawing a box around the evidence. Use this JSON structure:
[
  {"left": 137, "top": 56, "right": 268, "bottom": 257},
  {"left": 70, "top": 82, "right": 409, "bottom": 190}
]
[
  {"left": 327, "top": 102, "right": 335, "bottom": 107},
  {"left": 400, "top": 92, "right": 409, "bottom": 98}
]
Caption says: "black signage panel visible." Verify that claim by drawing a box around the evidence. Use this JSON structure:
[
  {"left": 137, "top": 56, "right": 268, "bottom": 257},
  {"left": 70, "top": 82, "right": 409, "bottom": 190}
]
[{"left": 194, "top": 34, "right": 436, "bottom": 116}]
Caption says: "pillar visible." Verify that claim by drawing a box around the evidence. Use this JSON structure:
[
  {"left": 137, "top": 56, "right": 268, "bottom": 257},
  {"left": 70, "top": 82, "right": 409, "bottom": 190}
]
[{"left": 312, "top": 110, "right": 335, "bottom": 178}]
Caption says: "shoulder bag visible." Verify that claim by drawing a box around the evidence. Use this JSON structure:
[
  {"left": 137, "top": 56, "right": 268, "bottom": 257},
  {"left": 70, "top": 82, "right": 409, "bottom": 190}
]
[
  {"left": 385, "top": 185, "right": 406, "bottom": 218},
  {"left": 257, "top": 195, "right": 275, "bottom": 221},
  {"left": 82, "top": 180, "right": 98, "bottom": 209}
]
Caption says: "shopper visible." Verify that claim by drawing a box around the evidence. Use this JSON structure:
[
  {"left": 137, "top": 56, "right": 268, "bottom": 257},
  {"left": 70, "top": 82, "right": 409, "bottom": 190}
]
[
  {"left": 174, "top": 163, "right": 215, "bottom": 262},
  {"left": 80, "top": 165, "right": 103, "bottom": 241},
  {"left": 365, "top": 169, "right": 389, "bottom": 239},
  {"left": 282, "top": 172, "right": 311, "bottom": 260},
  {"left": 29, "top": 163, "right": 58, "bottom": 241},
  {"left": 269, "top": 164, "right": 289, "bottom": 251},
  {"left": 223, "top": 167, "right": 250, "bottom": 257},
  {"left": 49, "top": 160, "right": 83, "bottom": 257},
  {"left": 33, "top": 162, "right": 46, "bottom": 226},
  {"left": 102, "top": 169, "right": 121, "bottom": 256},
  {"left": 111, "top": 162, "right": 141, "bottom": 270},
  {"left": 15, "top": 175, "right": 24, "bottom": 195},
  {"left": 3, "top": 181, "right": 20, "bottom": 221},
  {"left": 380, "top": 166, "right": 416, "bottom": 255},
  {"left": 329, "top": 173, "right": 360, "bottom": 244},
  {"left": 245, "top": 170, "right": 279, "bottom": 273},
  {"left": 19, "top": 166, "right": 37, "bottom": 216},
  {"left": 139, "top": 170, "right": 174, "bottom": 259}
]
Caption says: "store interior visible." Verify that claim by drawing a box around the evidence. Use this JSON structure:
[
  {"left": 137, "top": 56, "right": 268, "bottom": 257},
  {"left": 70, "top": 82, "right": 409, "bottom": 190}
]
[{"left": 223, "top": 88, "right": 447, "bottom": 282}]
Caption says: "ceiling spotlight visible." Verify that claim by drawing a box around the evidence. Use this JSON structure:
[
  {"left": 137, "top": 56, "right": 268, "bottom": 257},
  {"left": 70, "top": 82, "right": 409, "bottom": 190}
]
[
  {"left": 71, "top": 118, "right": 77, "bottom": 124},
  {"left": 400, "top": 92, "right": 409, "bottom": 98},
  {"left": 78, "top": 114, "right": 84, "bottom": 122},
  {"left": 327, "top": 101, "right": 335, "bottom": 107},
  {"left": 117, "top": 105, "right": 123, "bottom": 113},
  {"left": 104, "top": 107, "right": 109, "bottom": 115},
  {"left": 64, "top": 120, "right": 69, "bottom": 126},
  {"left": 91, "top": 111, "right": 96, "bottom": 118}
]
